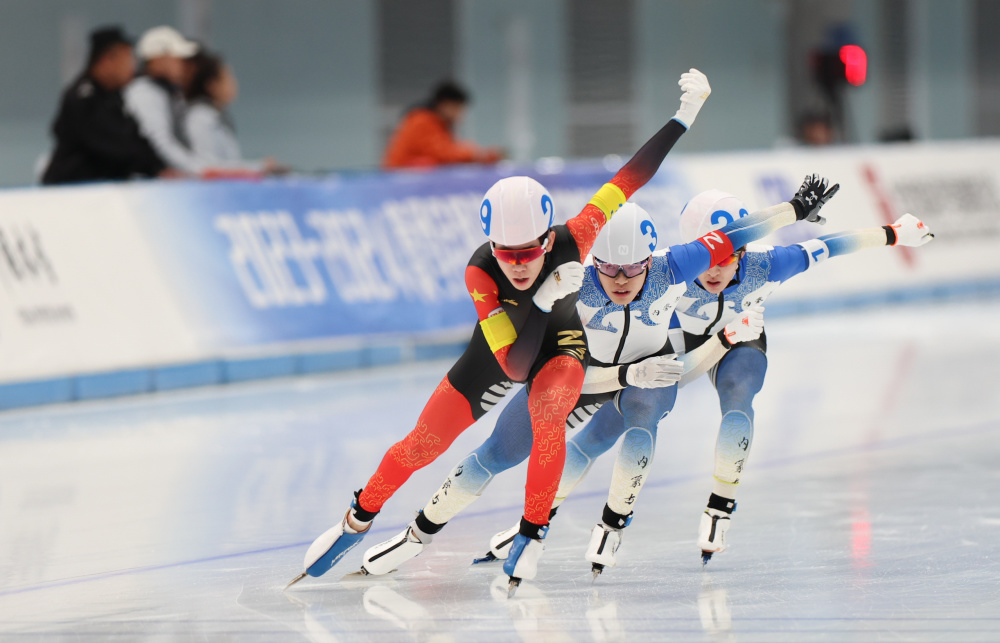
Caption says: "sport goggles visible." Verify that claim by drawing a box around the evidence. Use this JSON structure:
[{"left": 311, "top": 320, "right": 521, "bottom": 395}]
[
  {"left": 716, "top": 249, "right": 744, "bottom": 268},
  {"left": 594, "top": 258, "right": 649, "bottom": 279},
  {"left": 492, "top": 238, "right": 549, "bottom": 265}
]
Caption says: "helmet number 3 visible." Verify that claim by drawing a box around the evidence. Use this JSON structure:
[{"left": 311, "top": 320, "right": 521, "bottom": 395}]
[{"left": 640, "top": 219, "right": 657, "bottom": 253}]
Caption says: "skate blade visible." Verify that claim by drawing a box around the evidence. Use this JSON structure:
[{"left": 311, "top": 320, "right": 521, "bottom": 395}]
[
  {"left": 591, "top": 563, "right": 604, "bottom": 584},
  {"left": 507, "top": 577, "right": 521, "bottom": 599},
  {"left": 701, "top": 550, "right": 714, "bottom": 566},
  {"left": 341, "top": 567, "right": 396, "bottom": 580},
  {"left": 284, "top": 572, "right": 307, "bottom": 590},
  {"left": 472, "top": 552, "right": 499, "bottom": 565}
]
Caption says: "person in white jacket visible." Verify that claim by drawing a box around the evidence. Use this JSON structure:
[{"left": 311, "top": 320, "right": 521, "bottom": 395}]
[{"left": 124, "top": 26, "right": 203, "bottom": 175}]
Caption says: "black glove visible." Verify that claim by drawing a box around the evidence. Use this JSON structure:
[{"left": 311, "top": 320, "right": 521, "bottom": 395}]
[{"left": 789, "top": 173, "right": 840, "bottom": 224}]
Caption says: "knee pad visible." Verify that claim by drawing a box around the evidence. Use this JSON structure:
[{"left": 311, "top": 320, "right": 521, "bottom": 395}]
[
  {"left": 445, "top": 452, "right": 494, "bottom": 497},
  {"left": 423, "top": 452, "right": 495, "bottom": 525}
]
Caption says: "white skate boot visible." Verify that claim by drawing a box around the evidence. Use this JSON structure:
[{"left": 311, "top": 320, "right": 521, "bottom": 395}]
[
  {"left": 698, "top": 493, "right": 736, "bottom": 565},
  {"left": 585, "top": 523, "right": 623, "bottom": 580},
  {"left": 472, "top": 520, "right": 520, "bottom": 564},
  {"left": 586, "top": 504, "right": 633, "bottom": 579},
  {"left": 361, "top": 513, "right": 438, "bottom": 575}
]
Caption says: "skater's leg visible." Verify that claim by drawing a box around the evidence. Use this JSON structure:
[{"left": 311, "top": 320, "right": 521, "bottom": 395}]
[
  {"left": 711, "top": 346, "right": 766, "bottom": 500},
  {"left": 555, "top": 403, "right": 625, "bottom": 505},
  {"left": 504, "top": 355, "right": 584, "bottom": 583},
  {"left": 359, "top": 376, "right": 476, "bottom": 514},
  {"left": 299, "top": 375, "right": 477, "bottom": 580},
  {"left": 699, "top": 345, "right": 767, "bottom": 560},
  {"left": 523, "top": 355, "right": 585, "bottom": 525},
  {"left": 421, "top": 387, "right": 534, "bottom": 526},
  {"left": 588, "top": 384, "right": 676, "bottom": 574},
  {"left": 606, "top": 384, "right": 677, "bottom": 518},
  {"left": 477, "top": 390, "right": 607, "bottom": 562}
]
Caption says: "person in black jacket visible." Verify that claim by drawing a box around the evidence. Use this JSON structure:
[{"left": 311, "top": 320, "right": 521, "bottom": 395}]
[{"left": 42, "top": 26, "right": 166, "bottom": 185}]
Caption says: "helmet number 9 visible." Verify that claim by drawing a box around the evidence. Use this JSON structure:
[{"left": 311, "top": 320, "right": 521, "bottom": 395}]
[{"left": 480, "top": 199, "right": 492, "bottom": 235}]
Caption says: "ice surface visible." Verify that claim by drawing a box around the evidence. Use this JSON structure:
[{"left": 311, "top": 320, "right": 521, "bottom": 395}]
[{"left": 1, "top": 301, "right": 998, "bottom": 642}]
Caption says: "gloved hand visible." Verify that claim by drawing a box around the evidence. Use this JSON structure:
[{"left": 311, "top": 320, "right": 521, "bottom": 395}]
[
  {"left": 789, "top": 173, "right": 840, "bottom": 224},
  {"left": 672, "top": 68, "right": 711, "bottom": 129},
  {"left": 626, "top": 354, "right": 684, "bottom": 389},
  {"left": 532, "top": 261, "right": 584, "bottom": 312},
  {"left": 721, "top": 305, "right": 765, "bottom": 346},
  {"left": 889, "top": 213, "right": 934, "bottom": 247}
]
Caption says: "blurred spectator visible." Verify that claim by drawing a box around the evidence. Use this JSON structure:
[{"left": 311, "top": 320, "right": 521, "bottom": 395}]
[
  {"left": 41, "top": 26, "right": 165, "bottom": 185},
  {"left": 184, "top": 52, "right": 242, "bottom": 162},
  {"left": 797, "top": 110, "right": 835, "bottom": 146},
  {"left": 880, "top": 126, "right": 914, "bottom": 143},
  {"left": 183, "top": 52, "right": 282, "bottom": 175},
  {"left": 124, "top": 26, "right": 203, "bottom": 175},
  {"left": 383, "top": 81, "right": 503, "bottom": 169}
]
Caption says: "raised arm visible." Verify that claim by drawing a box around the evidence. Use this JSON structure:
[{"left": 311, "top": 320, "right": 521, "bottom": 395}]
[
  {"left": 567, "top": 70, "right": 712, "bottom": 257},
  {"left": 666, "top": 174, "right": 842, "bottom": 284},
  {"left": 795, "top": 212, "right": 934, "bottom": 271}
]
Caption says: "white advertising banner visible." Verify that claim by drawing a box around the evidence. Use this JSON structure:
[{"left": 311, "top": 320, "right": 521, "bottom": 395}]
[{"left": 0, "top": 185, "right": 200, "bottom": 384}]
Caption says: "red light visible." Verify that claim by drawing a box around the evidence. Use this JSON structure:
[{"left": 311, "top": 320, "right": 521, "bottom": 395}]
[{"left": 839, "top": 44, "right": 867, "bottom": 86}]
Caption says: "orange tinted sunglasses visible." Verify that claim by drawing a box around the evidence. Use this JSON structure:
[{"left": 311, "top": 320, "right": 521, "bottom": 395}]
[{"left": 716, "top": 249, "right": 744, "bottom": 268}]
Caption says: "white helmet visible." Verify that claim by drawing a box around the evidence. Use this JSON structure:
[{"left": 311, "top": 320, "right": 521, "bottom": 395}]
[
  {"left": 678, "top": 189, "right": 749, "bottom": 243},
  {"left": 480, "top": 176, "right": 554, "bottom": 245},
  {"left": 591, "top": 203, "right": 657, "bottom": 264}
]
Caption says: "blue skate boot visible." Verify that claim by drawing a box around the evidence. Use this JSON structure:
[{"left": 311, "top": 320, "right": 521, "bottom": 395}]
[
  {"left": 502, "top": 518, "right": 548, "bottom": 598},
  {"left": 286, "top": 490, "right": 377, "bottom": 588}
]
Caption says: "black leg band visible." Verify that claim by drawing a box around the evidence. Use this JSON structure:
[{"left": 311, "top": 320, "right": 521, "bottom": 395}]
[
  {"left": 414, "top": 510, "right": 446, "bottom": 535},
  {"left": 602, "top": 504, "right": 633, "bottom": 529},
  {"left": 352, "top": 489, "right": 379, "bottom": 522},
  {"left": 519, "top": 517, "right": 548, "bottom": 539},
  {"left": 707, "top": 492, "right": 736, "bottom": 514}
]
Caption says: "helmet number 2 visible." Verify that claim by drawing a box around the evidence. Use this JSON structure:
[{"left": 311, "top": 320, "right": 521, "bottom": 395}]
[
  {"left": 541, "top": 194, "right": 553, "bottom": 228},
  {"left": 710, "top": 208, "right": 749, "bottom": 227}
]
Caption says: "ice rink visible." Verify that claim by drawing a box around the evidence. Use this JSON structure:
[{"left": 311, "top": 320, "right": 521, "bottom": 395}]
[{"left": 1, "top": 300, "right": 998, "bottom": 642}]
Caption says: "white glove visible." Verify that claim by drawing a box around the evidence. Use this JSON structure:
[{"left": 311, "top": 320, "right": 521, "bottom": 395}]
[
  {"left": 721, "top": 305, "right": 765, "bottom": 346},
  {"left": 626, "top": 354, "right": 684, "bottom": 389},
  {"left": 532, "top": 261, "right": 584, "bottom": 312},
  {"left": 889, "top": 213, "right": 934, "bottom": 247},
  {"left": 672, "top": 68, "right": 711, "bottom": 129}
]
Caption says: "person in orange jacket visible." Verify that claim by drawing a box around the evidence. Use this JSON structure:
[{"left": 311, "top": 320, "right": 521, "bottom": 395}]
[{"left": 382, "top": 81, "right": 503, "bottom": 169}]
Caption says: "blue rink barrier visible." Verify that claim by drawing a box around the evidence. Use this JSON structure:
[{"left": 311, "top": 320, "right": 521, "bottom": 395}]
[
  {"left": 0, "top": 280, "right": 996, "bottom": 412},
  {"left": 0, "top": 334, "right": 469, "bottom": 411}
]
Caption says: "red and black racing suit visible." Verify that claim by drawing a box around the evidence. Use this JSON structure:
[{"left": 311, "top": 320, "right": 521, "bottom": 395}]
[{"left": 357, "top": 118, "right": 701, "bottom": 530}]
